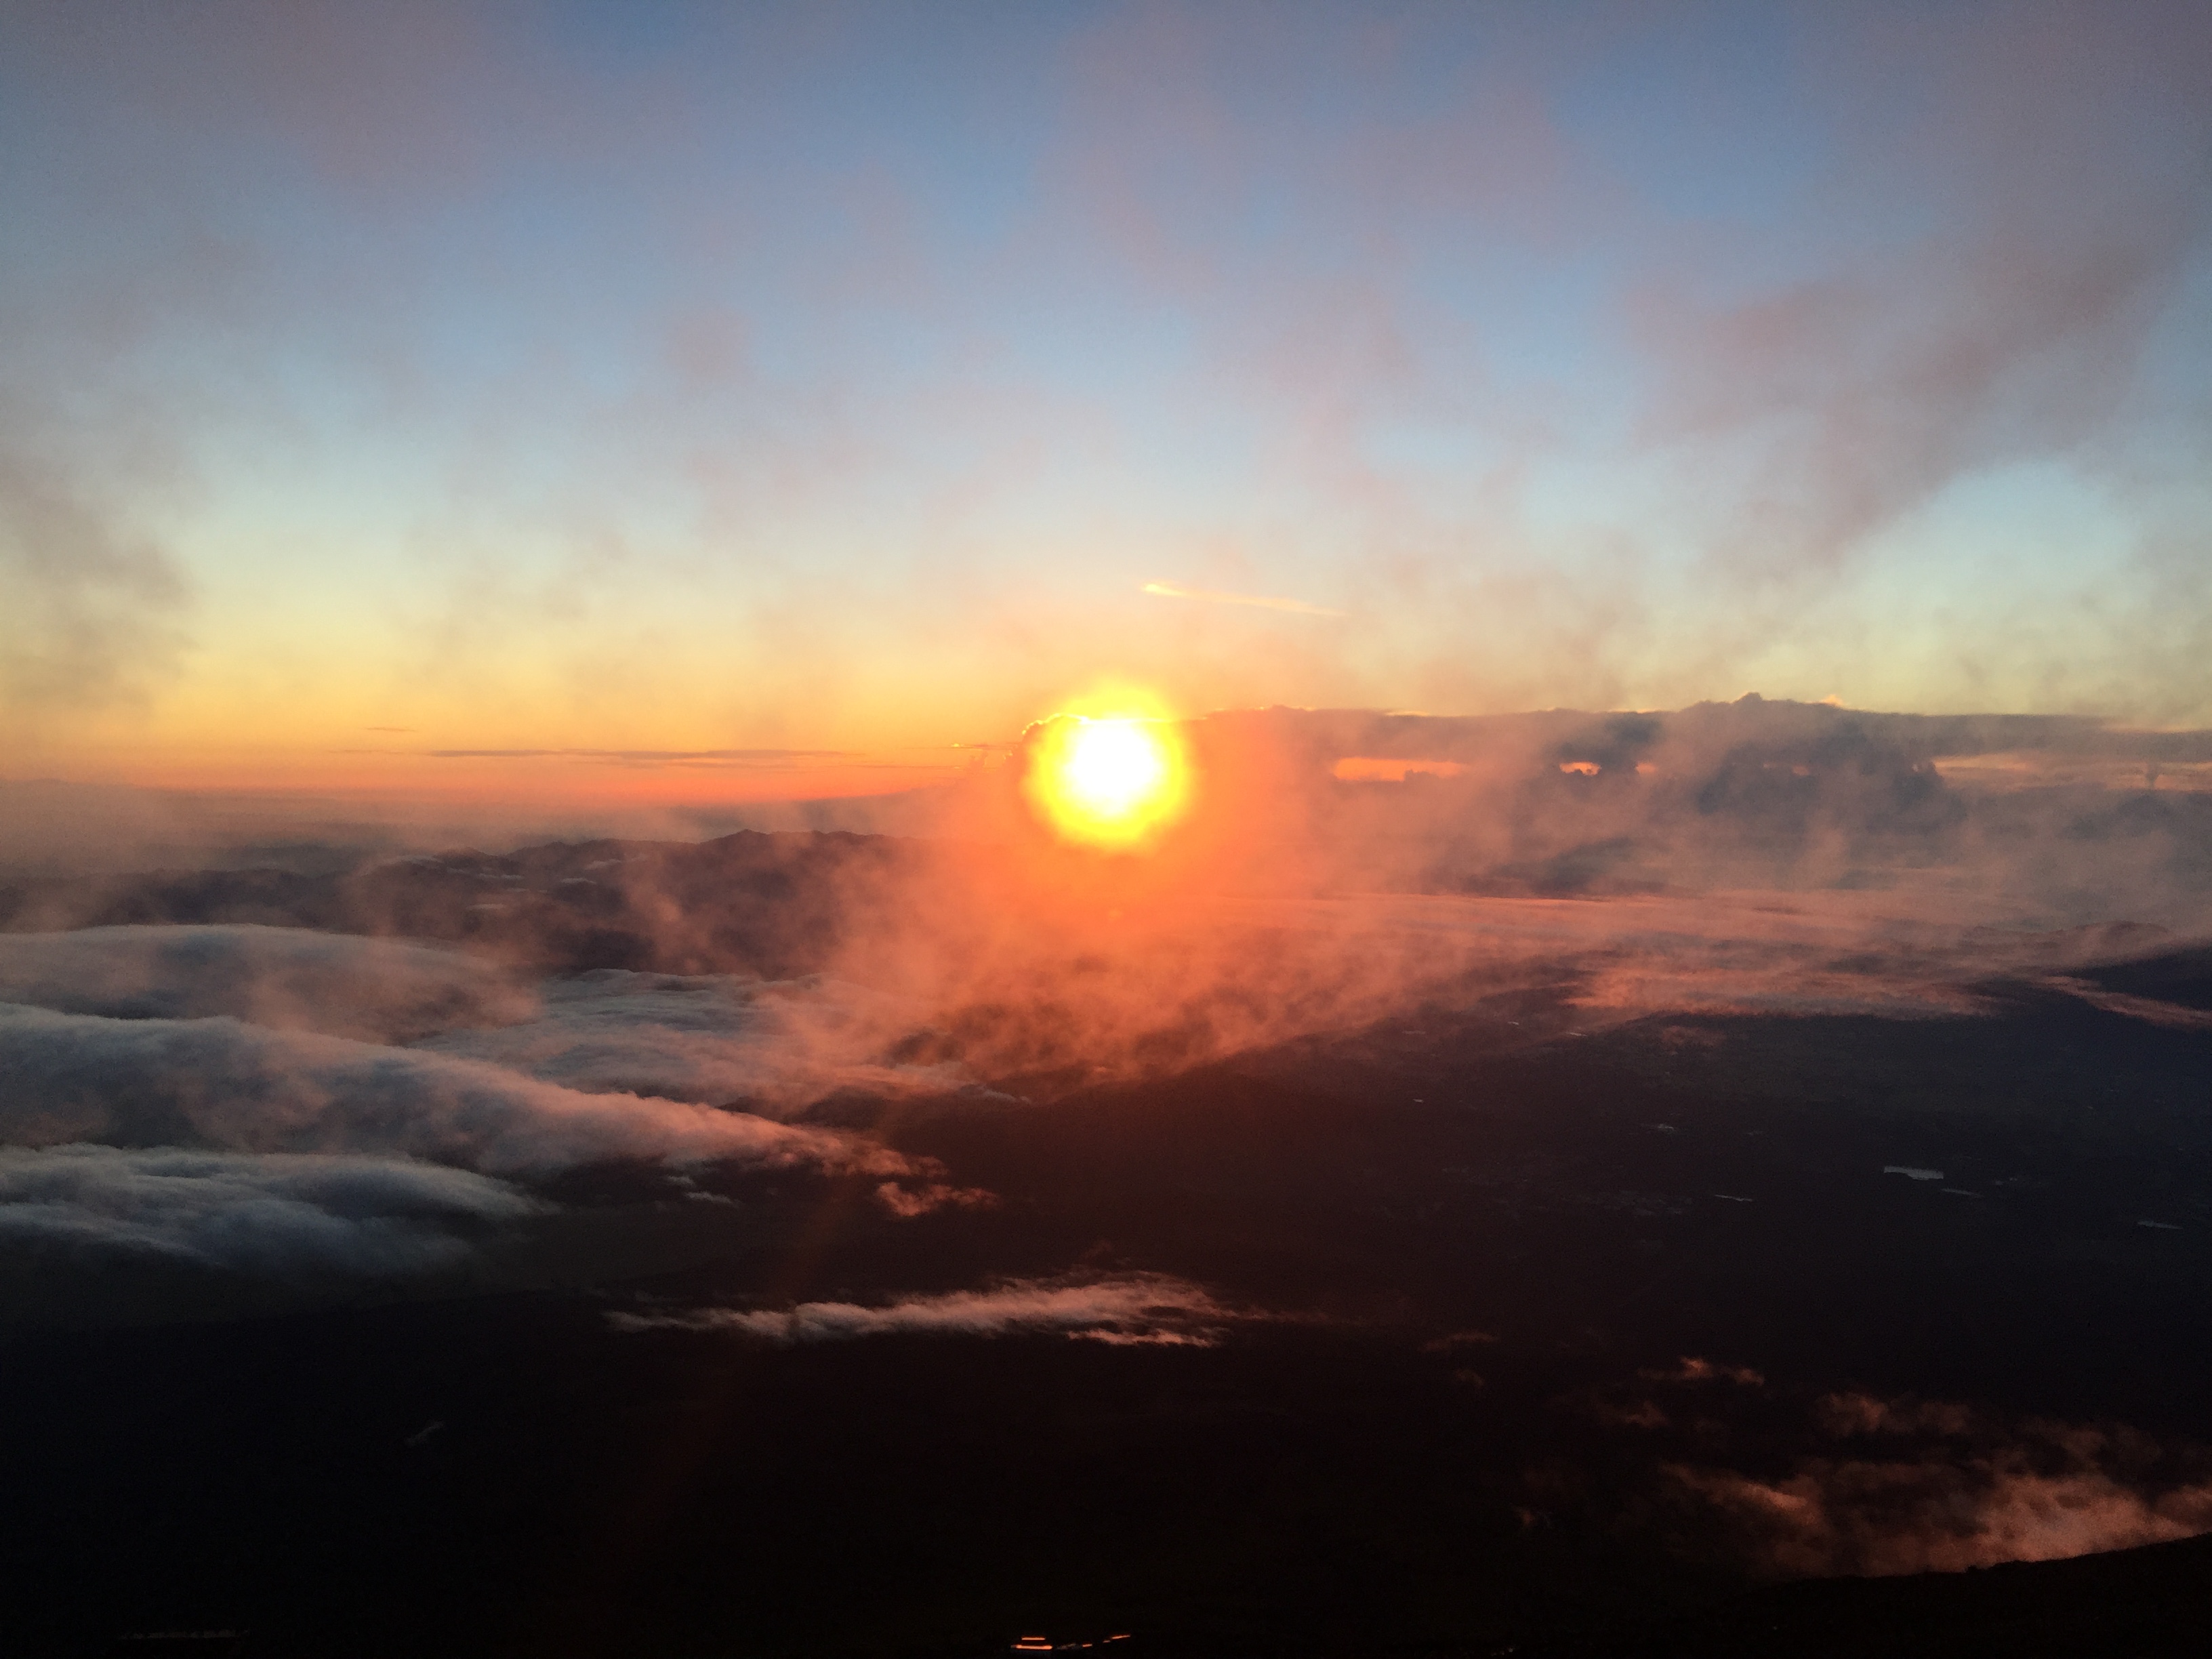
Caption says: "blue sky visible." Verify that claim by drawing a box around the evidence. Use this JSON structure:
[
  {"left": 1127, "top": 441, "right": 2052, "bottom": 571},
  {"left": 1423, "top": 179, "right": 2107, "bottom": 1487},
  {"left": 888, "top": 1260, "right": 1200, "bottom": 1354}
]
[{"left": 2, "top": 1, "right": 2208, "bottom": 791}]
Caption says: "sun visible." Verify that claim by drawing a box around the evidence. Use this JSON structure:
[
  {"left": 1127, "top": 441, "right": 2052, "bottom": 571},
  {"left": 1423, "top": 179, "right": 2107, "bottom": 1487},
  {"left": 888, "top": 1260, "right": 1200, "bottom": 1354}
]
[{"left": 1023, "top": 714, "right": 1191, "bottom": 849}]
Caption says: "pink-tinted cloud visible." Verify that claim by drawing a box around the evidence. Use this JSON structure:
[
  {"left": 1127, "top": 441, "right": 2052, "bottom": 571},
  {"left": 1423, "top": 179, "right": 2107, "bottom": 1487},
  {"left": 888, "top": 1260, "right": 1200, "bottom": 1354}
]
[
  {"left": 1671, "top": 1393, "right": 2212, "bottom": 1576},
  {"left": 869, "top": 1180, "right": 997, "bottom": 1219},
  {"left": 609, "top": 1271, "right": 1234, "bottom": 1346}
]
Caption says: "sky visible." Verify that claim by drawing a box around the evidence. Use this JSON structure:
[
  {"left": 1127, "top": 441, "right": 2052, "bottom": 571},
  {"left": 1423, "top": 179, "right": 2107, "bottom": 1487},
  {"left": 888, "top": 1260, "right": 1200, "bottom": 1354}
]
[{"left": 3, "top": 0, "right": 2209, "bottom": 805}]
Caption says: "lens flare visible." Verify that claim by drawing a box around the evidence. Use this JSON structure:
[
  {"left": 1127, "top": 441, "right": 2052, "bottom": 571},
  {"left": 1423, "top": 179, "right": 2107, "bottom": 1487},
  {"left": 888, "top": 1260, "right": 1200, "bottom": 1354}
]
[{"left": 1024, "top": 715, "right": 1191, "bottom": 848}]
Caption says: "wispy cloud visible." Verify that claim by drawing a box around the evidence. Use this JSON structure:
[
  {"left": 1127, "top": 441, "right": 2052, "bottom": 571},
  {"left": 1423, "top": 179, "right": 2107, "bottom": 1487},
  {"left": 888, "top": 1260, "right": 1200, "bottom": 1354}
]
[
  {"left": 1140, "top": 581, "right": 1345, "bottom": 618},
  {"left": 0, "top": 924, "right": 532, "bottom": 1044},
  {"left": 610, "top": 1271, "right": 1234, "bottom": 1345},
  {"left": 1671, "top": 1408, "right": 2212, "bottom": 1578},
  {"left": 0, "top": 436, "right": 192, "bottom": 735}
]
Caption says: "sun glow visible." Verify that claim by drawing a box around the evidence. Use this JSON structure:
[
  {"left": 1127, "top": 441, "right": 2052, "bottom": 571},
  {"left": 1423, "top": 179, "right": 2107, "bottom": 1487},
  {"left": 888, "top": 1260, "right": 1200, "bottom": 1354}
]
[{"left": 1024, "top": 714, "right": 1191, "bottom": 848}]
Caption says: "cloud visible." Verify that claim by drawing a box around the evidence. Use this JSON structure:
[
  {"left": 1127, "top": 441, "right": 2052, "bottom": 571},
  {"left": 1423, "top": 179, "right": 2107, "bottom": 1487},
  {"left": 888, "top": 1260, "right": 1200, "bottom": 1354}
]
[
  {"left": 409, "top": 967, "right": 972, "bottom": 1116},
  {"left": 2033, "top": 976, "right": 2212, "bottom": 1033},
  {"left": 0, "top": 924, "right": 534, "bottom": 1042},
  {"left": 1631, "top": 6, "right": 2212, "bottom": 587},
  {"left": 0, "top": 440, "right": 190, "bottom": 733},
  {"left": 0, "top": 931, "right": 972, "bottom": 1302},
  {"left": 0, "top": 1142, "right": 538, "bottom": 1277},
  {"left": 1673, "top": 1456, "right": 2212, "bottom": 1579},
  {"left": 869, "top": 1180, "right": 997, "bottom": 1218},
  {"left": 0, "top": 1001, "right": 922, "bottom": 1181},
  {"left": 1641, "top": 1355, "right": 1765, "bottom": 1388},
  {"left": 610, "top": 1271, "right": 1231, "bottom": 1345},
  {"left": 3, "top": 5, "right": 2209, "bottom": 737},
  {"left": 834, "top": 696, "right": 2212, "bottom": 1084},
  {"left": 1033, "top": 6, "right": 2212, "bottom": 719},
  {"left": 1668, "top": 1393, "right": 2212, "bottom": 1576},
  {"left": 1141, "top": 581, "right": 1345, "bottom": 618},
  {"left": 9, "top": 700, "right": 2211, "bottom": 1106}
]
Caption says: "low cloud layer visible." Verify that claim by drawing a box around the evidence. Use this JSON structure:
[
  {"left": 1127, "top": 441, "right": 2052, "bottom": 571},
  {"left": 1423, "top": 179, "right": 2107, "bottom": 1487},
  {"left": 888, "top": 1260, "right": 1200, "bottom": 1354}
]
[
  {"left": 12, "top": 699, "right": 2209, "bottom": 1099},
  {"left": 0, "top": 924, "right": 532, "bottom": 1042},
  {"left": 0, "top": 928, "right": 966, "bottom": 1304},
  {"left": 0, "top": 1000, "right": 918, "bottom": 1180},
  {"left": 411, "top": 966, "right": 971, "bottom": 1116},
  {"left": 611, "top": 1272, "right": 1232, "bottom": 1347},
  {"left": 0, "top": 1143, "right": 538, "bottom": 1277}
]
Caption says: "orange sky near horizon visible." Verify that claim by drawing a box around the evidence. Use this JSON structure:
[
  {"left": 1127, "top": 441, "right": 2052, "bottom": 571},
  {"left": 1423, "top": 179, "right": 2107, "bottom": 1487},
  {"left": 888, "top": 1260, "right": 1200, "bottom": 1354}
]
[
  {"left": 26, "top": 740, "right": 983, "bottom": 808},
  {"left": 7, "top": 5, "right": 2211, "bottom": 806}
]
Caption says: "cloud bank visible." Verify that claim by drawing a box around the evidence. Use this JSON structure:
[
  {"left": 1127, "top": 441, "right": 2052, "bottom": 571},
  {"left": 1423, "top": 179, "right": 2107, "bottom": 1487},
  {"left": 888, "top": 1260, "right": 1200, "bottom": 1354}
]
[
  {"left": 0, "top": 924, "right": 532, "bottom": 1041},
  {"left": 0, "top": 1000, "right": 918, "bottom": 1180},
  {"left": 12, "top": 699, "right": 2207, "bottom": 1102},
  {"left": 0, "top": 1143, "right": 537, "bottom": 1277},
  {"left": 410, "top": 966, "right": 971, "bottom": 1116}
]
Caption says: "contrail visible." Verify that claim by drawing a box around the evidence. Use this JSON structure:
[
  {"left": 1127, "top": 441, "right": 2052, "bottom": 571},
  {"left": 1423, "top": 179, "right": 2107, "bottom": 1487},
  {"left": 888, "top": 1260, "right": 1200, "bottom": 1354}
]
[{"left": 1141, "top": 581, "right": 1344, "bottom": 618}]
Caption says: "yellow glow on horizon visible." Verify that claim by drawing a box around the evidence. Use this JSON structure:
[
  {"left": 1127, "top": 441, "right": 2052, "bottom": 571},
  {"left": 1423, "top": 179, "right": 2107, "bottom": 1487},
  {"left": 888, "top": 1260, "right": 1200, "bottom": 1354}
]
[{"left": 1024, "top": 714, "right": 1191, "bottom": 849}]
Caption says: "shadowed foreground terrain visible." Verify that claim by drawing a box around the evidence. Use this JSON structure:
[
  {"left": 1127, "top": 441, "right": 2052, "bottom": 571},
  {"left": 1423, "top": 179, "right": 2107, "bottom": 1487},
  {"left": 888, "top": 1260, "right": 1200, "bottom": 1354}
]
[
  {"left": 1528, "top": 1532, "right": 2212, "bottom": 1657},
  {"left": 2, "top": 914, "right": 2209, "bottom": 1654}
]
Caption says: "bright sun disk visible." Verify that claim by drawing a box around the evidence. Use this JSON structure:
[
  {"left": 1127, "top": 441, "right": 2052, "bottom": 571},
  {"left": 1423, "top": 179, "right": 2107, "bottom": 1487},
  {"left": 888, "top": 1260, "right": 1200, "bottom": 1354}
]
[{"left": 1025, "top": 715, "right": 1190, "bottom": 848}]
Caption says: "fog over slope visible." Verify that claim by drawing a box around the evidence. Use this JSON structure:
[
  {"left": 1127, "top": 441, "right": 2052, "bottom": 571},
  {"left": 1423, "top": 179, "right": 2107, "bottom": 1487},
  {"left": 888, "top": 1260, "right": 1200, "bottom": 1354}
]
[
  {"left": 9, "top": 698, "right": 2203, "bottom": 1087},
  {"left": 1, "top": 698, "right": 2205, "bottom": 1306}
]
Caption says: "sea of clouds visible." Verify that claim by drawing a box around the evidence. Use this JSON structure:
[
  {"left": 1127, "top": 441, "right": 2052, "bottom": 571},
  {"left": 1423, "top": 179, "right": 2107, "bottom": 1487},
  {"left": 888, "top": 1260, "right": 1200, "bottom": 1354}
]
[
  {"left": 1, "top": 699, "right": 2207, "bottom": 1319},
  {"left": 0, "top": 924, "right": 966, "bottom": 1298}
]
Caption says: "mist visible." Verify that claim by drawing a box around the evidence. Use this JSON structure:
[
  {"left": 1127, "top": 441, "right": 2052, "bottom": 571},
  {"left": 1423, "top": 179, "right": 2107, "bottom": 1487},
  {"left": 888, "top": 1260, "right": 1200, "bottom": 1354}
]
[{"left": 9, "top": 697, "right": 2208, "bottom": 1102}]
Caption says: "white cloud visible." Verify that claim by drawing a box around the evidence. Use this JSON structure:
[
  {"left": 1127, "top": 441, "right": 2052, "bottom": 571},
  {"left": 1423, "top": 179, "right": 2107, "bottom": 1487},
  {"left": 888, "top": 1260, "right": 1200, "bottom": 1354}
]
[
  {"left": 0, "top": 1143, "right": 539, "bottom": 1276},
  {"left": 411, "top": 967, "right": 969, "bottom": 1115},
  {"left": 0, "top": 924, "right": 533, "bottom": 1042},
  {"left": 0, "top": 1000, "right": 922, "bottom": 1181},
  {"left": 1140, "top": 581, "right": 1345, "bottom": 618}
]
